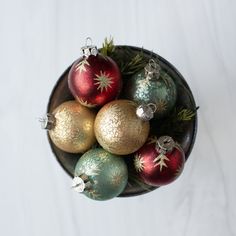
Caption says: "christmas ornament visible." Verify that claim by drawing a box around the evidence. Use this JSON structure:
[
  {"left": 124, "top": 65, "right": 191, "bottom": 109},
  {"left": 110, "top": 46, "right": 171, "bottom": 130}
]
[
  {"left": 94, "top": 99, "right": 150, "bottom": 155},
  {"left": 134, "top": 136, "right": 185, "bottom": 186},
  {"left": 72, "top": 148, "right": 128, "bottom": 201},
  {"left": 68, "top": 38, "right": 122, "bottom": 107},
  {"left": 41, "top": 100, "right": 96, "bottom": 153},
  {"left": 125, "top": 59, "right": 177, "bottom": 118}
]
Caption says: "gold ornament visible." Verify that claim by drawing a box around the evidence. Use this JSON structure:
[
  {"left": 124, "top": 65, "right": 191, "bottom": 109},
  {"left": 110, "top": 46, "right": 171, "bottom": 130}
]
[
  {"left": 42, "top": 101, "right": 96, "bottom": 153},
  {"left": 94, "top": 100, "right": 150, "bottom": 155}
]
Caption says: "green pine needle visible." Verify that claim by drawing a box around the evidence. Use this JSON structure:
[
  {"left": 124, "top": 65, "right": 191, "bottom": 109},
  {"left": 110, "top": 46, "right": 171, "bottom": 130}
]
[
  {"left": 176, "top": 107, "right": 196, "bottom": 121},
  {"left": 100, "top": 37, "right": 115, "bottom": 56}
]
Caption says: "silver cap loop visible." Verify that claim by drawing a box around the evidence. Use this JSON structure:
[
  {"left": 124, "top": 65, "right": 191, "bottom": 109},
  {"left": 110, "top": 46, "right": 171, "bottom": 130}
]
[
  {"left": 39, "top": 113, "right": 56, "bottom": 130},
  {"left": 136, "top": 103, "right": 157, "bottom": 121},
  {"left": 156, "top": 136, "right": 175, "bottom": 154},
  {"left": 71, "top": 174, "right": 91, "bottom": 193},
  {"left": 144, "top": 59, "right": 160, "bottom": 80},
  {"left": 81, "top": 37, "right": 98, "bottom": 57}
]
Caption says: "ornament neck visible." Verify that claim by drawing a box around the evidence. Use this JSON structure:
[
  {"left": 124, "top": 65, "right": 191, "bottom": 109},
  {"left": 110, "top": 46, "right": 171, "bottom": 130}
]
[
  {"left": 144, "top": 59, "right": 160, "bottom": 80},
  {"left": 156, "top": 136, "right": 175, "bottom": 154},
  {"left": 71, "top": 174, "right": 92, "bottom": 193},
  {"left": 39, "top": 113, "right": 56, "bottom": 130},
  {"left": 136, "top": 103, "right": 157, "bottom": 121},
  {"left": 81, "top": 37, "right": 98, "bottom": 58}
]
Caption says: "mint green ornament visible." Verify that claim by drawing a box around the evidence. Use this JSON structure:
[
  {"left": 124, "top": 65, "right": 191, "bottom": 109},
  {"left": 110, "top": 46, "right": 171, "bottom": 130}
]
[
  {"left": 125, "top": 59, "right": 177, "bottom": 118},
  {"left": 72, "top": 148, "right": 128, "bottom": 201}
]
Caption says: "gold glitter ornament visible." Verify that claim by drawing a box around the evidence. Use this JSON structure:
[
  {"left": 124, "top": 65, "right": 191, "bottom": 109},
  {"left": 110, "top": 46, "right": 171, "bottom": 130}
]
[
  {"left": 41, "top": 100, "right": 96, "bottom": 153},
  {"left": 94, "top": 99, "right": 150, "bottom": 155}
]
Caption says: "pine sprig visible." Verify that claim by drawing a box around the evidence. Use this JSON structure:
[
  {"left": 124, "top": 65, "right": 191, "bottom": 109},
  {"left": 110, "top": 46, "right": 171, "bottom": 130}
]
[
  {"left": 176, "top": 108, "right": 196, "bottom": 121},
  {"left": 153, "top": 106, "right": 198, "bottom": 137},
  {"left": 100, "top": 37, "right": 115, "bottom": 56},
  {"left": 121, "top": 53, "right": 147, "bottom": 75},
  {"left": 100, "top": 37, "right": 149, "bottom": 77}
]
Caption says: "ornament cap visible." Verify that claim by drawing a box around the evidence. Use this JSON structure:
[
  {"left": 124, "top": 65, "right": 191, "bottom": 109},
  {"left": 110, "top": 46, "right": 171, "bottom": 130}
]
[
  {"left": 144, "top": 59, "right": 160, "bottom": 80},
  {"left": 81, "top": 37, "right": 98, "bottom": 57},
  {"left": 156, "top": 136, "right": 175, "bottom": 154},
  {"left": 136, "top": 103, "right": 156, "bottom": 121},
  {"left": 72, "top": 174, "right": 91, "bottom": 193},
  {"left": 39, "top": 113, "right": 56, "bottom": 130}
]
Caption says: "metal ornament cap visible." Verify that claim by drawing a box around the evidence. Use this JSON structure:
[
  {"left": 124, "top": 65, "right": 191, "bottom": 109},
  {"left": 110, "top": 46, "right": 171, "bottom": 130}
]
[
  {"left": 71, "top": 176, "right": 86, "bottom": 193},
  {"left": 144, "top": 59, "right": 161, "bottom": 80},
  {"left": 156, "top": 136, "right": 175, "bottom": 154},
  {"left": 81, "top": 37, "right": 98, "bottom": 57},
  {"left": 136, "top": 103, "right": 157, "bottom": 121},
  {"left": 39, "top": 113, "right": 56, "bottom": 130}
]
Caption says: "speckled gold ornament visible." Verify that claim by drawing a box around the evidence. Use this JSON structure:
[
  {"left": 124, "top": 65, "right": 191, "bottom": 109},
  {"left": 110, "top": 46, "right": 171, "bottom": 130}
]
[
  {"left": 43, "top": 100, "right": 96, "bottom": 153},
  {"left": 94, "top": 99, "right": 150, "bottom": 155}
]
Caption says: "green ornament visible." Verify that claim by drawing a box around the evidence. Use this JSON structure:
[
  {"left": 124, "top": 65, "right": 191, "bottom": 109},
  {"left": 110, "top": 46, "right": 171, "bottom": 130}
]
[
  {"left": 72, "top": 148, "right": 128, "bottom": 201},
  {"left": 125, "top": 59, "right": 177, "bottom": 118}
]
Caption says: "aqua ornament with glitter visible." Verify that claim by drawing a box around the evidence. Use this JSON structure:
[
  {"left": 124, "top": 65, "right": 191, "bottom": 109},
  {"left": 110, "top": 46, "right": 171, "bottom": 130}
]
[
  {"left": 72, "top": 148, "right": 128, "bottom": 201},
  {"left": 125, "top": 59, "right": 177, "bottom": 118}
]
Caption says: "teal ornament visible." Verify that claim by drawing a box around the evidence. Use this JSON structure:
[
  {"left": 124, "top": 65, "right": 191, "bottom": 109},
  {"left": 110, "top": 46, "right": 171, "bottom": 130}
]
[
  {"left": 73, "top": 148, "right": 128, "bottom": 201},
  {"left": 125, "top": 59, "right": 177, "bottom": 118}
]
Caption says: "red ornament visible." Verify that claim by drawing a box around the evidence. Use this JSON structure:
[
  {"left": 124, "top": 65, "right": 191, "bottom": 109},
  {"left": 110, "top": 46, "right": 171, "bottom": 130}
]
[
  {"left": 134, "top": 136, "right": 185, "bottom": 186},
  {"left": 68, "top": 39, "right": 122, "bottom": 107}
]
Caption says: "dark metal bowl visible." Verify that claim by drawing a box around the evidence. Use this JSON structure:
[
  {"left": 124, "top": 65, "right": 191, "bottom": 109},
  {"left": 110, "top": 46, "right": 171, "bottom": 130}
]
[{"left": 46, "top": 46, "right": 198, "bottom": 197}]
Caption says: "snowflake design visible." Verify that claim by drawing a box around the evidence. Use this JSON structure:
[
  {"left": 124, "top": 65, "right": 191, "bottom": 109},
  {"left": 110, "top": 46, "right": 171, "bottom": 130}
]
[
  {"left": 81, "top": 161, "right": 101, "bottom": 176},
  {"left": 94, "top": 71, "right": 113, "bottom": 92},
  {"left": 87, "top": 189, "right": 101, "bottom": 200},
  {"left": 75, "top": 59, "right": 90, "bottom": 73},
  {"left": 153, "top": 153, "right": 170, "bottom": 171},
  {"left": 147, "top": 136, "right": 158, "bottom": 145},
  {"left": 161, "top": 72, "right": 171, "bottom": 87},
  {"left": 156, "top": 100, "right": 167, "bottom": 113},
  {"left": 134, "top": 154, "right": 145, "bottom": 172},
  {"left": 110, "top": 170, "right": 123, "bottom": 187},
  {"left": 77, "top": 97, "right": 96, "bottom": 108}
]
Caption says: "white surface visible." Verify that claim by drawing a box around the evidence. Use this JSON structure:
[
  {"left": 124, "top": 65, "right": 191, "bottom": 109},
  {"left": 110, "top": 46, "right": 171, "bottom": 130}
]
[{"left": 0, "top": 0, "right": 236, "bottom": 235}]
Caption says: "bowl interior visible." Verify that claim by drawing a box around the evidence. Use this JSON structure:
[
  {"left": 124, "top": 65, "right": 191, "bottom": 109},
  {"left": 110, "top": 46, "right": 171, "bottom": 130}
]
[{"left": 47, "top": 46, "right": 198, "bottom": 197}]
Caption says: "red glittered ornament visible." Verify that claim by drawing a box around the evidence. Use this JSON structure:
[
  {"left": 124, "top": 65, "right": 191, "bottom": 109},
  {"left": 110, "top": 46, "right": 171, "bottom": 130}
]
[
  {"left": 68, "top": 38, "right": 122, "bottom": 107},
  {"left": 134, "top": 136, "right": 185, "bottom": 186}
]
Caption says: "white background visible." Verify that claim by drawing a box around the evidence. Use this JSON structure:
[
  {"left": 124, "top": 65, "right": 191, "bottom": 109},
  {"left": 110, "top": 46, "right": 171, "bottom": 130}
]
[{"left": 0, "top": 0, "right": 236, "bottom": 235}]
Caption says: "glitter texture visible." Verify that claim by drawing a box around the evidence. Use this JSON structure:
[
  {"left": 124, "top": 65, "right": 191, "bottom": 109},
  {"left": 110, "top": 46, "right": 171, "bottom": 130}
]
[{"left": 94, "top": 100, "right": 150, "bottom": 155}]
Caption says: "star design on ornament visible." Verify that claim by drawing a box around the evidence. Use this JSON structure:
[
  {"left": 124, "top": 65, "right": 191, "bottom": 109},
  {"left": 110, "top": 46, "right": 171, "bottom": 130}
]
[
  {"left": 161, "top": 72, "right": 172, "bottom": 88},
  {"left": 77, "top": 97, "right": 96, "bottom": 108},
  {"left": 82, "top": 161, "right": 101, "bottom": 176},
  {"left": 87, "top": 189, "right": 101, "bottom": 200},
  {"left": 94, "top": 71, "right": 114, "bottom": 93},
  {"left": 75, "top": 59, "right": 90, "bottom": 73},
  {"left": 156, "top": 100, "right": 167, "bottom": 113},
  {"left": 110, "top": 170, "right": 123, "bottom": 187},
  {"left": 134, "top": 154, "right": 145, "bottom": 172},
  {"left": 147, "top": 136, "right": 158, "bottom": 145},
  {"left": 153, "top": 153, "right": 170, "bottom": 172}
]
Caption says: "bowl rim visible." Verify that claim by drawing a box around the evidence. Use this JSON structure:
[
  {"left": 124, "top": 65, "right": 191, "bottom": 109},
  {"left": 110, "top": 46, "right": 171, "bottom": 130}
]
[{"left": 46, "top": 45, "right": 198, "bottom": 197}]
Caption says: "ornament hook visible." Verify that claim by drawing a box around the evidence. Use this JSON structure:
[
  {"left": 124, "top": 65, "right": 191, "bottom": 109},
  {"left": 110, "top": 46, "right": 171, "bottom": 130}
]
[
  {"left": 72, "top": 174, "right": 91, "bottom": 193},
  {"left": 85, "top": 37, "right": 93, "bottom": 47},
  {"left": 145, "top": 59, "right": 160, "bottom": 80},
  {"left": 147, "top": 103, "right": 157, "bottom": 113},
  {"left": 39, "top": 113, "right": 55, "bottom": 130},
  {"left": 156, "top": 136, "right": 175, "bottom": 154},
  {"left": 81, "top": 37, "right": 98, "bottom": 57},
  {"left": 136, "top": 103, "right": 157, "bottom": 121}
]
